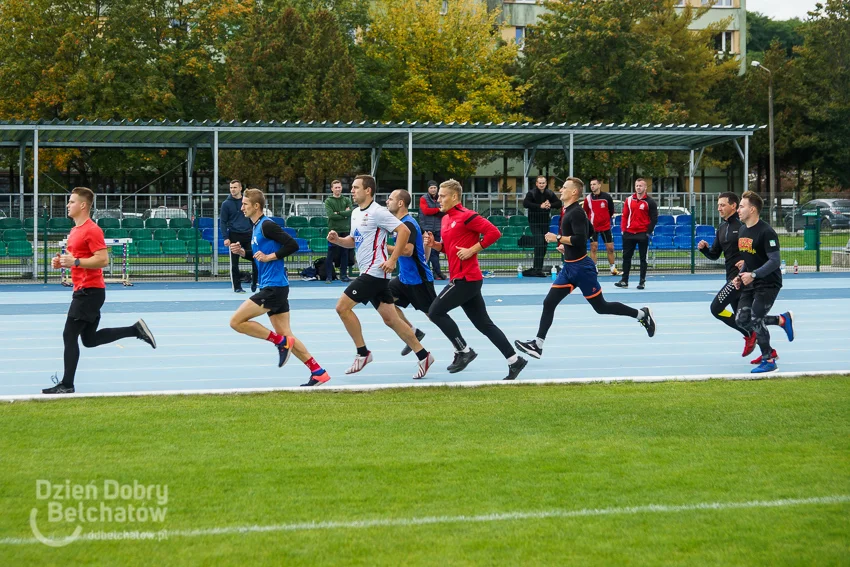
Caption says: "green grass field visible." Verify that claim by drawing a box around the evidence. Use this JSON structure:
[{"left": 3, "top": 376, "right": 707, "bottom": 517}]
[{"left": 2, "top": 376, "right": 848, "bottom": 564}]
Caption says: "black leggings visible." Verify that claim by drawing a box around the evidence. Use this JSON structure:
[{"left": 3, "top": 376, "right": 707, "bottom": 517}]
[
  {"left": 710, "top": 280, "right": 748, "bottom": 337},
  {"left": 428, "top": 279, "right": 514, "bottom": 359},
  {"left": 622, "top": 232, "right": 649, "bottom": 283},
  {"left": 735, "top": 287, "right": 781, "bottom": 356},
  {"left": 536, "top": 286, "right": 638, "bottom": 340},
  {"left": 62, "top": 316, "right": 137, "bottom": 386}
]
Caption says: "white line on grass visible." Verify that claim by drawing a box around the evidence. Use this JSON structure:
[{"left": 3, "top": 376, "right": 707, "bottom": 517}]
[
  {"left": 1, "top": 495, "right": 847, "bottom": 545},
  {"left": 2, "top": 370, "right": 849, "bottom": 401}
]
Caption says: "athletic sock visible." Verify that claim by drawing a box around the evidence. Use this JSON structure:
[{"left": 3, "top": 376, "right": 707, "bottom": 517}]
[
  {"left": 267, "top": 331, "right": 285, "bottom": 345},
  {"left": 535, "top": 337, "right": 544, "bottom": 349},
  {"left": 458, "top": 346, "right": 471, "bottom": 353},
  {"left": 415, "top": 349, "right": 428, "bottom": 361},
  {"left": 304, "top": 357, "right": 322, "bottom": 373},
  {"left": 610, "top": 264, "right": 615, "bottom": 269},
  {"left": 636, "top": 309, "right": 645, "bottom": 321},
  {"left": 357, "top": 346, "right": 369, "bottom": 357},
  {"left": 506, "top": 354, "right": 518, "bottom": 365}
]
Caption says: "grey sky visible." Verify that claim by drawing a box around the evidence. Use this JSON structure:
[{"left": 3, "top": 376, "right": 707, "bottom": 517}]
[{"left": 746, "top": 0, "right": 821, "bottom": 21}]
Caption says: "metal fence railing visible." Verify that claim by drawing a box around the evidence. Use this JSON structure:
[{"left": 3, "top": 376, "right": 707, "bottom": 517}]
[{"left": 1, "top": 194, "right": 848, "bottom": 282}]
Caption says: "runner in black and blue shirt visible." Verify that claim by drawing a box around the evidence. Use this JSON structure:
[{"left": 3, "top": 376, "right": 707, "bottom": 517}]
[
  {"left": 385, "top": 190, "right": 476, "bottom": 374},
  {"left": 228, "top": 189, "right": 330, "bottom": 387}
]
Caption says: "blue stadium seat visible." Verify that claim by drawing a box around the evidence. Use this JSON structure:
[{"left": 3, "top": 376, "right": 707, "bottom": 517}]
[
  {"left": 201, "top": 228, "right": 215, "bottom": 242},
  {"left": 652, "top": 236, "right": 675, "bottom": 250},
  {"left": 654, "top": 225, "right": 675, "bottom": 237},
  {"left": 611, "top": 225, "right": 622, "bottom": 237},
  {"left": 675, "top": 235, "right": 694, "bottom": 249},
  {"left": 675, "top": 215, "right": 693, "bottom": 226},
  {"left": 195, "top": 217, "right": 214, "bottom": 229},
  {"left": 284, "top": 227, "right": 297, "bottom": 238},
  {"left": 695, "top": 225, "right": 715, "bottom": 238},
  {"left": 295, "top": 238, "right": 309, "bottom": 252},
  {"left": 674, "top": 226, "right": 692, "bottom": 238},
  {"left": 613, "top": 235, "right": 623, "bottom": 251},
  {"left": 656, "top": 215, "right": 675, "bottom": 226},
  {"left": 218, "top": 242, "right": 230, "bottom": 256},
  {"left": 270, "top": 216, "right": 286, "bottom": 228}
]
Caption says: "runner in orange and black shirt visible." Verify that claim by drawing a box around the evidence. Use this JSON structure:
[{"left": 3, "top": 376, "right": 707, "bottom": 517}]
[
  {"left": 42, "top": 188, "right": 156, "bottom": 394},
  {"left": 515, "top": 178, "right": 656, "bottom": 361}
]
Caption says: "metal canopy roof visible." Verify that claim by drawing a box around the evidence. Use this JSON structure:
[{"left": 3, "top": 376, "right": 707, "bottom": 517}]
[{"left": 0, "top": 119, "right": 763, "bottom": 152}]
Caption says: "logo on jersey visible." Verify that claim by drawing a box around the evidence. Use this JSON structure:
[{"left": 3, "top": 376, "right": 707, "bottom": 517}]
[
  {"left": 451, "top": 221, "right": 456, "bottom": 228},
  {"left": 738, "top": 237, "right": 755, "bottom": 254},
  {"left": 251, "top": 236, "right": 258, "bottom": 247},
  {"left": 352, "top": 228, "right": 364, "bottom": 249},
  {"left": 600, "top": 202, "right": 606, "bottom": 208},
  {"left": 639, "top": 203, "right": 645, "bottom": 210}
]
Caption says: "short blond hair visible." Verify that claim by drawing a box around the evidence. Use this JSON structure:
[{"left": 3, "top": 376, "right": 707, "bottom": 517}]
[
  {"left": 565, "top": 177, "right": 584, "bottom": 194},
  {"left": 243, "top": 188, "right": 266, "bottom": 210},
  {"left": 440, "top": 179, "right": 463, "bottom": 198}
]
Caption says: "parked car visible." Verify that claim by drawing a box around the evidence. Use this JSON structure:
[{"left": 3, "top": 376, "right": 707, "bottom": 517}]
[
  {"left": 611, "top": 199, "right": 624, "bottom": 215},
  {"left": 784, "top": 199, "right": 850, "bottom": 232},
  {"left": 91, "top": 208, "right": 124, "bottom": 221},
  {"left": 286, "top": 200, "right": 327, "bottom": 218},
  {"left": 656, "top": 206, "right": 690, "bottom": 219},
  {"left": 142, "top": 207, "right": 189, "bottom": 221},
  {"left": 479, "top": 207, "right": 524, "bottom": 218}
]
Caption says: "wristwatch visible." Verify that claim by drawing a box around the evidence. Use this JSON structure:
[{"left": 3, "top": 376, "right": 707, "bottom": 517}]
[{"left": 74, "top": 258, "right": 81, "bottom": 267}]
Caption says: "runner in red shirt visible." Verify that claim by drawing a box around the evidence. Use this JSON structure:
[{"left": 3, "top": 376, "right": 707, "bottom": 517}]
[
  {"left": 42, "top": 187, "right": 156, "bottom": 394},
  {"left": 423, "top": 179, "right": 528, "bottom": 380}
]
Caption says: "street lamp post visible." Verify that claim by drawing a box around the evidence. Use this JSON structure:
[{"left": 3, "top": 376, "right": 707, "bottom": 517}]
[{"left": 752, "top": 60, "right": 776, "bottom": 225}]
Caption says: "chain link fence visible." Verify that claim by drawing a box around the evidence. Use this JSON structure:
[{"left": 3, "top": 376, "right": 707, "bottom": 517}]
[{"left": 1, "top": 192, "right": 848, "bottom": 283}]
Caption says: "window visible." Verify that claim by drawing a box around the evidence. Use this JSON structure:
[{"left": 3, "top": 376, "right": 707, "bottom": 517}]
[
  {"left": 714, "top": 31, "right": 734, "bottom": 53},
  {"left": 703, "top": 0, "right": 732, "bottom": 5},
  {"left": 515, "top": 26, "right": 525, "bottom": 49},
  {"left": 440, "top": 0, "right": 447, "bottom": 15}
]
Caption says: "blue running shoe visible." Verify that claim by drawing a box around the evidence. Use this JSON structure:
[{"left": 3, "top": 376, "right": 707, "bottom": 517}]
[
  {"left": 277, "top": 336, "right": 294, "bottom": 368},
  {"left": 751, "top": 357, "right": 777, "bottom": 374},
  {"left": 780, "top": 311, "right": 794, "bottom": 342}
]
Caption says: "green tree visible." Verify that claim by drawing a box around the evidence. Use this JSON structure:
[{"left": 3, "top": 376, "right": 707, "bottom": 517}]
[
  {"left": 747, "top": 11, "right": 806, "bottom": 58},
  {"left": 362, "top": 0, "right": 527, "bottom": 180}
]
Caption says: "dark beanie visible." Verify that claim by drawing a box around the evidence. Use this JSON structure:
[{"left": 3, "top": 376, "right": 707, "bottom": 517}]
[{"left": 427, "top": 180, "right": 438, "bottom": 188}]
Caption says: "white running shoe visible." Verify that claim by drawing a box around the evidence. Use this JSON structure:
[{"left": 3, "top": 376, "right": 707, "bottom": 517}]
[
  {"left": 611, "top": 266, "right": 620, "bottom": 276},
  {"left": 413, "top": 353, "right": 435, "bottom": 379},
  {"left": 345, "top": 352, "right": 373, "bottom": 374}
]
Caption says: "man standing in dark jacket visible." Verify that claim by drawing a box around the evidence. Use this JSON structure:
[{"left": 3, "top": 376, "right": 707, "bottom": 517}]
[
  {"left": 615, "top": 178, "right": 657, "bottom": 289},
  {"left": 523, "top": 175, "right": 562, "bottom": 277},
  {"left": 220, "top": 180, "right": 257, "bottom": 293},
  {"left": 418, "top": 181, "right": 446, "bottom": 279}
]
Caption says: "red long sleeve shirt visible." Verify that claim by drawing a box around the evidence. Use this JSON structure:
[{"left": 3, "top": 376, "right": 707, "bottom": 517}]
[
  {"left": 419, "top": 195, "right": 441, "bottom": 216},
  {"left": 438, "top": 205, "right": 501, "bottom": 281}
]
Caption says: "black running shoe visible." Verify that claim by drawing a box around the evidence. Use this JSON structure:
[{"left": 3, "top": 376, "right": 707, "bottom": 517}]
[
  {"left": 614, "top": 280, "right": 628, "bottom": 288},
  {"left": 636, "top": 281, "right": 645, "bottom": 290},
  {"left": 504, "top": 357, "right": 528, "bottom": 380},
  {"left": 42, "top": 374, "right": 74, "bottom": 394},
  {"left": 447, "top": 349, "right": 478, "bottom": 373},
  {"left": 134, "top": 319, "right": 157, "bottom": 349},
  {"left": 278, "top": 336, "right": 294, "bottom": 368},
  {"left": 514, "top": 339, "right": 542, "bottom": 359},
  {"left": 401, "top": 329, "right": 426, "bottom": 356},
  {"left": 639, "top": 307, "right": 656, "bottom": 338}
]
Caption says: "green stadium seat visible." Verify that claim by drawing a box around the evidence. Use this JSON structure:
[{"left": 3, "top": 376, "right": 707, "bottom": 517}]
[
  {"left": 153, "top": 228, "right": 178, "bottom": 241},
  {"left": 487, "top": 215, "right": 508, "bottom": 227},
  {"left": 177, "top": 228, "right": 202, "bottom": 241},
  {"left": 97, "top": 218, "right": 121, "bottom": 230},
  {"left": 111, "top": 243, "right": 136, "bottom": 256},
  {"left": 7, "top": 240, "right": 33, "bottom": 257},
  {"left": 168, "top": 218, "right": 192, "bottom": 229},
  {"left": 297, "top": 227, "right": 323, "bottom": 240},
  {"left": 308, "top": 217, "right": 328, "bottom": 228},
  {"left": 185, "top": 239, "right": 212, "bottom": 255},
  {"left": 310, "top": 238, "right": 329, "bottom": 253},
  {"left": 162, "top": 240, "right": 187, "bottom": 255},
  {"left": 23, "top": 218, "right": 35, "bottom": 233},
  {"left": 121, "top": 218, "right": 144, "bottom": 229},
  {"left": 145, "top": 218, "right": 168, "bottom": 229},
  {"left": 130, "top": 228, "right": 153, "bottom": 241},
  {"left": 137, "top": 240, "right": 161, "bottom": 255},
  {"left": 3, "top": 229, "right": 27, "bottom": 242},
  {"left": 0, "top": 241, "right": 6, "bottom": 256},
  {"left": 47, "top": 218, "right": 74, "bottom": 236},
  {"left": 104, "top": 228, "right": 130, "bottom": 239},
  {"left": 286, "top": 216, "right": 309, "bottom": 229},
  {"left": 501, "top": 226, "right": 525, "bottom": 239},
  {"left": 0, "top": 218, "right": 23, "bottom": 230},
  {"left": 508, "top": 215, "right": 529, "bottom": 227}
]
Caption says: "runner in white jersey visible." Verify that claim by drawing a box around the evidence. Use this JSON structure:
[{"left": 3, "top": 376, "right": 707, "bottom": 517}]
[{"left": 328, "top": 174, "right": 435, "bottom": 379}]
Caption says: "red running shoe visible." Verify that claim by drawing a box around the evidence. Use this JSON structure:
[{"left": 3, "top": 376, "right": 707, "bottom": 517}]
[
  {"left": 741, "top": 331, "right": 757, "bottom": 357},
  {"left": 750, "top": 349, "right": 779, "bottom": 365}
]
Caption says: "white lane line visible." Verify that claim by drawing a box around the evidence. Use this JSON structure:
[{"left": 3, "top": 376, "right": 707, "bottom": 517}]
[
  {"left": 1, "top": 495, "right": 847, "bottom": 545},
  {"left": 2, "top": 370, "right": 849, "bottom": 400}
]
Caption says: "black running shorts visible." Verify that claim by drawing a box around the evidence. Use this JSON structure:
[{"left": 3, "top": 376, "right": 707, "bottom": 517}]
[
  {"left": 344, "top": 274, "right": 395, "bottom": 308},
  {"left": 589, "top": 229, "right": 613, "bottom": 244},
  {"left": 67, "top": 288, "right": 106, "bottom": 323},
  {"left": 250, "top": 286, "right": 290, "bottom": 315},
  {"left": 388, "top": 277, "right": 437, "bottom": 313}
]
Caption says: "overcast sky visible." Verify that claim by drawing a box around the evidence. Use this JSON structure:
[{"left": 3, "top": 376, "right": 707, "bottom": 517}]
[{"left": 746, "top": 0, "right": 821, "bottom": 20}]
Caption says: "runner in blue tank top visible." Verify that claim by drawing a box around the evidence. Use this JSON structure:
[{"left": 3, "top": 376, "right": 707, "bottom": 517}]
[
  {"left": 385, "top": 190, "right": 476, "bottom": 374},
  {"left": 228, "top": 189, "right": 330, "bottom": 387}
]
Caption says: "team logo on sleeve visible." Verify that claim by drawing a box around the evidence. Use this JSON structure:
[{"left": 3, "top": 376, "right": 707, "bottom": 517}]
[{"left": 769, "top": 239, "right": 776, "bottom": 247}]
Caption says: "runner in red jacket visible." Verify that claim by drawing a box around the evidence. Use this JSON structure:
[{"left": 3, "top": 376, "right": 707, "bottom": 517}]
[
  {"left": 423, "top": 179, "right": 527, "bottom": 380},
  {"left": 616, "top": 178, "right": 658, "bottom": 290}
]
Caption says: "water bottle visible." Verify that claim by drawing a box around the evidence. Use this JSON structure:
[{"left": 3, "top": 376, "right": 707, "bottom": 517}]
[
  {"left": 517, "top": 264, "right": 523, "bottom": 278},
  {"left": 551, "top": 265, "right": 558, "bottom": 281},
  {"left": 780, "top": 259, "right": 787, "bottom": 275},
  {"left": 793, "top": 259, "right": 799, "bottom": 274}
]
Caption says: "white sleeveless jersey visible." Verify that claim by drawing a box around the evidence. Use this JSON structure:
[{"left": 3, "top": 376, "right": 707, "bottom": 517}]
[{"left": 350, "top": 200, "right": 402, "bottom": 278}]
